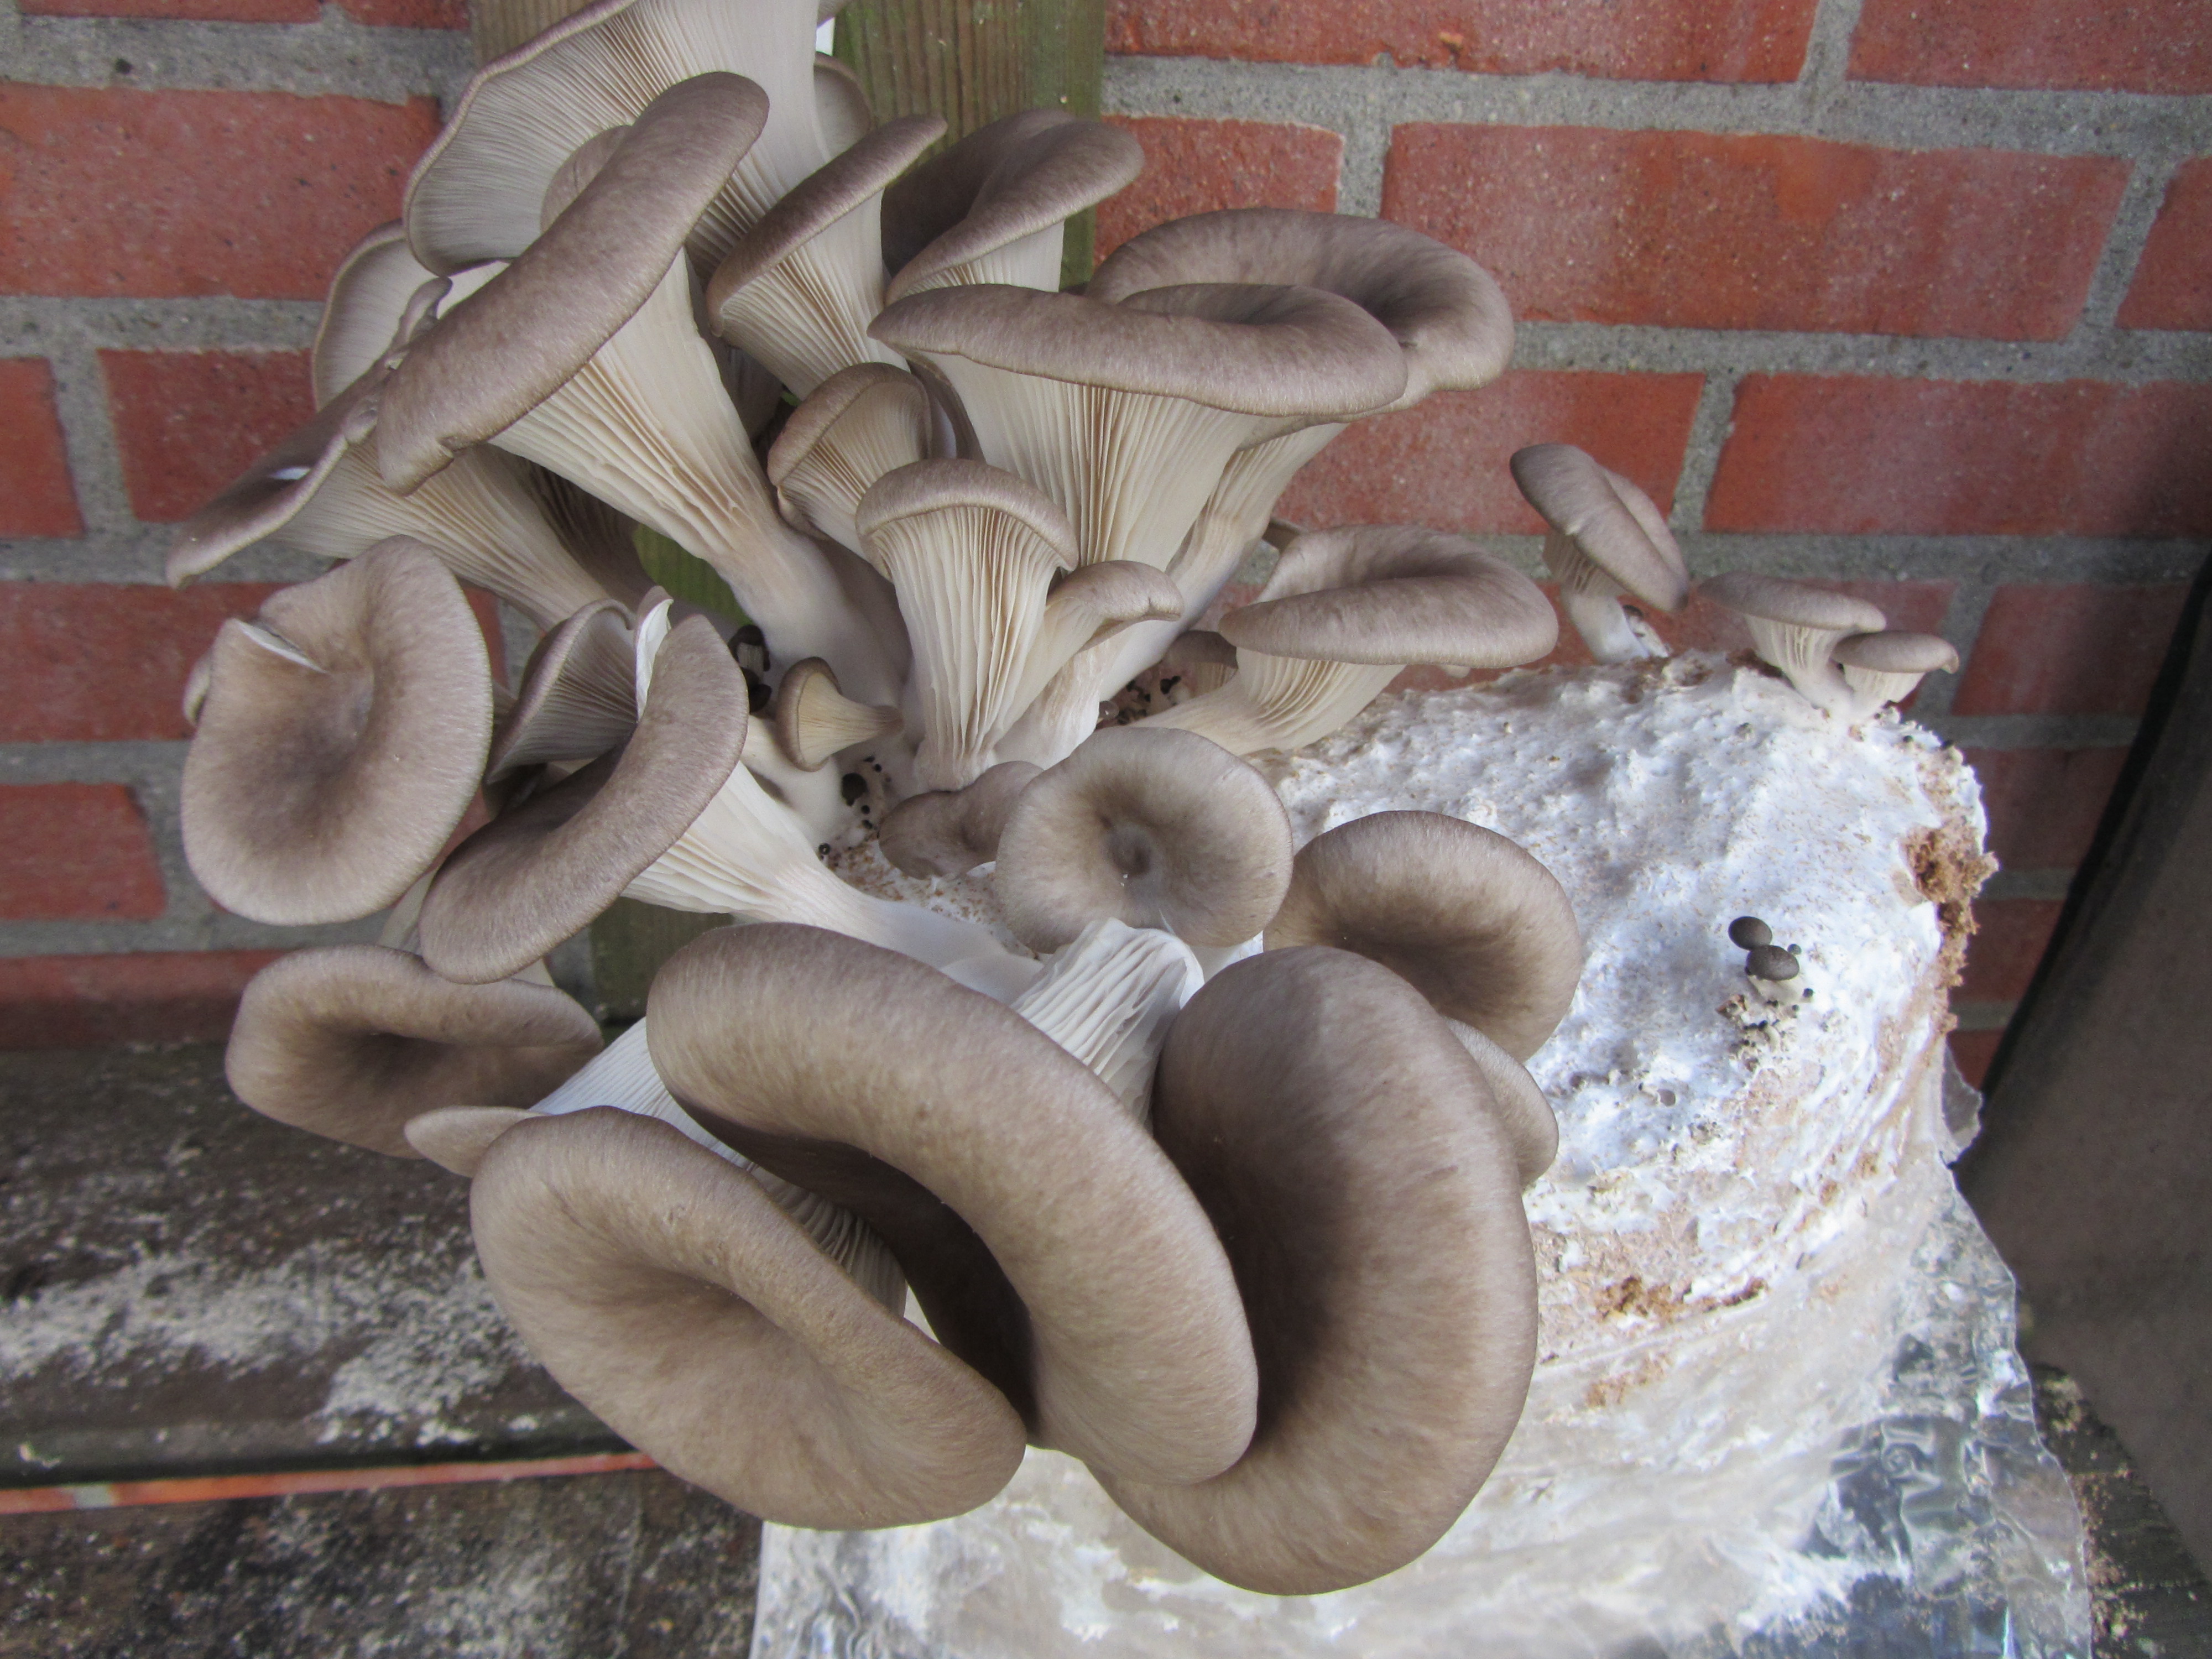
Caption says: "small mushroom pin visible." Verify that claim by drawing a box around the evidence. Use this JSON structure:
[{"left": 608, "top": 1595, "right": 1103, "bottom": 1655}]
[{"left": 1745, "top": 943, "right": 1803, "bottom": 1004}]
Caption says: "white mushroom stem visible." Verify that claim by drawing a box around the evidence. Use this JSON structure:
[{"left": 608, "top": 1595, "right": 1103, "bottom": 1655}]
[
  {"left": 1139, "top": 651, "right": 1401, "bottom": 757},
  {"left": 739, "top": 716, "right": 855, "bottom": 846},
  {"left": 1009, "top": 919, "right": 1204, "bottom": 1125},
  {"left": 1551, "top": 532, "right": 1662, "bottom": 664},
  {"left": 453, "top": 257, "right": 897, "bottom": 702},
  {"left": 1740, "top": 617, "right": 1859, "bottom": 718},
  {"left": 1841, "top": 664, "right": 1929, "bottom": 718},
  {"left": 528, "top": 1021, "right": 902, "bottom": 1308}
]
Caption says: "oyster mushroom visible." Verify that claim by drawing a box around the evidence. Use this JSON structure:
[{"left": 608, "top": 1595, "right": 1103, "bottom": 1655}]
[
  {"left": 766, "top": 363, "right": 937, "bottom": 555},
  {"left": 1700, "top": 572, "right": 1886, "bottom": 718},
  {"left": 1833, "top": 630, "right": 1961, "bottom": 719},
  {"left": 878, "top": 760, "right": 1040, "bottom": 877},
  {"left": 1510, "top": 443, "right": 1689, "bottom": 663},
  {"left": 487, "top": 597, "right": 638, "bottom": 781}
]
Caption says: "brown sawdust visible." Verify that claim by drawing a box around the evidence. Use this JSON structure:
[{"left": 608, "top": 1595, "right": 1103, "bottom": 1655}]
[{"left": 1906, "top": 821, "right": 1997, "bottom": 988}]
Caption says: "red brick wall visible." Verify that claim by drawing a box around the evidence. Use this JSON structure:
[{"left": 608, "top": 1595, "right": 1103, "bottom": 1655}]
[
  {"left": 2, "top": 0, "right": 2206, "bottom": 1075},
  {"left": 1099, "top": 0, "right": 2211, "bottom": 1087}
]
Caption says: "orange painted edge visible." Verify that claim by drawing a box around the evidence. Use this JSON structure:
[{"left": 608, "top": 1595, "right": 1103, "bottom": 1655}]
[{"left": 0, "top": 1450, "right": 656, "bottom": 1514}]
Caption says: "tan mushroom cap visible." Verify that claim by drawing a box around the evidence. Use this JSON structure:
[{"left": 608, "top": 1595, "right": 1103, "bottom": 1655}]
[
  {"left": 1217, "top": 524, "right": 1560, "bottom": 667},
  {"left": 646, "top": 924, "right": 1260, "bottom": 1486},
  {"left": 1510, "top": 442, "right": 1688, "bottom": 610},
  {"left": 472, "top": 1108, "right": 1026, "bottom": 1527},
  {"left": 995, "top": 727, "right": 1295, "bottom": 952},
  {"left": 311, "top": 221, "right": 437, "bottom": 406},
  {"left": 883, "top": 110, "right": 1145, "bottom": 301},
  {"left": 1157, "top": 629, "right": 1237, "bottom": 699},
  {"left": 377, "top": 75, "right": 769, "bottom": 494},
  {"left": 813, "top": 51, "right": 872, "bottom": 152},
  {"left": 404, "top": 1105, "right": 531, "bottom": 1176},
  {"left": 1451, "top": 1019, "right": 1559, "bottom": 1187},
  {"left": 1264, "top": 811, "right": 1582, "bottom": 1061},
  {"left": 488, "top": 597, "right": 638, "bottom": 780},
  {"left": 764, "top": 362, "right": 935, "bottom": 549},
  {"left": 870, "top": 281, "right": 1407, "bottom": 419},
  {"left": 1098, "top": 946, "right": 1536, "bottom": 1595},
  {"left": 182, "top": 539, "right": 494, "bottom": 926},
  {"left": 1832, "top": 629, "right": 1960, "bottom": 675},
  {"left": 226, "top": 946, "right": 602, "bottom": 1158},
  {"left": 1088, "top": 207, "right": 1514, "bottom": 412},
  {"left": 771, "top": 657, "right": 902, "bottom": 770},
  {"left": 418, "top": 615, "right": 748, "bottom": 984},
  {"left": 878, "top": 760, "right": 1040, "bottom": 877}
]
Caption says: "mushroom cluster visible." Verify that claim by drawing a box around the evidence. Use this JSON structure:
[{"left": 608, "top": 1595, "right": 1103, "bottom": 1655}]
[{"left": 169, "top": 0, "right": 1616, "bottom": 1597}]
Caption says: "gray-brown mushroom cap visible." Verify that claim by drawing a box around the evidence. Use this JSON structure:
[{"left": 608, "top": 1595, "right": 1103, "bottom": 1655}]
[
  {"left": 1218, "top": 524, "right": 1560, "bottom": 667},
  {"left": 472, "top": 1107, "right": 1026, "bottom": 1527},
  {"left": 879, "top": 760, "right": 1040, "bottom": 877},
  {"left": 488, "top": 597, "right": 637, "bottom": 779},
  {"left": 226, "top": 946, "right": 603, "bottom": 1158},
  {"left": 312, "top": 221, "right": 437, "bottom": 407},
  {"left": 418, "top": 614, "right": 748, "bottom": 984},
  {"left": 994, "top": 727, "right": 1295, "bottom": 951},
  {"left": 646, "top": 923, "right": 1259, "bottom": 1486},
  {"left": 1265, "top": 811, "right": 1583, "bottom": 1061},
  {"left": 1509, "top": 443, "right": 1689, "bottom": 610},
  {"left": 181, "top": 538, "right": 494, "bottom": 926},
  {"left": 1452, "top": 1019, "right": 1559, "bottom": 1187},
  {"left": 378, "top": 74, "right": 769, "bottom": 494},
  {"left": 869, "top": 281, "right": 1407, "bottom": 419},
  {"left": 1088, "top": 207, "right": 1514, "bottom": 411},
  {"left": 1098, "top": 946, "right": 1537, "bottom": 1595},
  {"left": 1832, "top": 630, "right": 1961, "bottom": 675},
  {"left": 1699, "top": 571, "right": 1886, "bottom": 634},
  {"left": 882, "top": 111, "right": 1145, "bottom": 301}
]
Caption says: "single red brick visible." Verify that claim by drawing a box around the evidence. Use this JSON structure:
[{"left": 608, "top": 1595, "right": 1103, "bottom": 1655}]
[
  {"left": 2117, "top": 159, "right": 2212, "bottom": 332},
  {"left": 102, "top": 349, "right": 314, "bottom": 524},
  {"left": 1652, "top": 579, "right": 1955, "bottom": 666},
  {"left": 1274, "top": 369, "right": 1703, "bottom": 534},
  {"left": 19, "top": 0, "right": 315, "bottom": 17},
  {"left": 1707, "top": 377, "right": 2212, "bottom": 537},
  {"left": 1384, "top": 126, "right": 2125, "bottom": 341},
  {"left": 0, "top": 582, "right": 278, "bottom": 743},
  {"left": 0, "top": 783, "right": 166, "bottom": 921},
  {"left": 1850, "top": 0, "right": 2212, "bottom": 94},
  {"left": 1948, "top": 1027, "right": 2004, "bottom": 1088},
  {"left": 1953, "top": 584, "right": 2187, "bottom": 718},
  {"left": 0, "top": 948, "right": 282, "bottom": 1049},
  {"left": 1106, "top": 0, "right": 1818, "bottom": 81},
  {"left": 1961, "top": 898, "right": 2065, "bottom": 1001},
  {"left": 1965, "top": 746, "right": 2128, "bottom": 871},
  {"left": 1095, "top": 118, "right": 1341, "bottom": 260},
  {"left": 338, "top": 0, "right": 467, "bottom": 23},
  {"left": 0, "top": 86, "right": 439, "bottom": 300},
  {"left": 0, "top": 358, "right": 84, "bottom": 536}
]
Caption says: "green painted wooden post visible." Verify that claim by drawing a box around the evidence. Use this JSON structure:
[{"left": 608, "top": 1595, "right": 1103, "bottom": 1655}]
[{"left": 834, "top": 0, "right": 1108, "bottom": 286}]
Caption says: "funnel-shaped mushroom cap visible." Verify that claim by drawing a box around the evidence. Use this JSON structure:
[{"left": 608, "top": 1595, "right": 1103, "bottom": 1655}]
[
  {"left": 1700, "top": 572, "right": 1887, "bottom": 717},
  {"left": 182, "top": 539, "right": 494, "bottom": 926},
  {"left": 883, "top": 111, "right": 1145, "bottom": 301},
  {"left": 879, "top": 760, "right": 1040, "bottom": 877},
  {"left": 472, "top": 1108, "right": 1026, "bottom": 1527},
  {"left": 378, "top": 76, "right": 768, "bottom": 493},
  {"left": 813, "top": 51, "right": 871, "bottom": 151},
  {"left": 706, "top": 114, "right": 942, "bottom": 395},
  {"left": 1089, "top": 207, "right": 1513, "bottom": 413},
  {"left": 771, "top": 657, "right": 902, "bottom": 770},
  {"left": 1511, "top": 443, "right": 1687, "bottom": 663},
  {"left": 876, "top": 281, "right": 1406, "bottom": 418},
  {"left": 1833, "top": 629, "right": 1960, "bottom": 717},
  {"left": 766, "top": 363, "right": 935, "bottom": 552},
  {"left": 995, "top": 726, "right": 1295, "bottom": 952},
  {"left": 1218, "top": 524, "right": 1560, "bottom": 667},
  {"left": 488, "top": 598, "right": 638, "bottom": 780},
  {"left": 1264, "top": 811, "right": 1582, "bottom": 1061},
  {"left": 1098, "top": 946, "right": 1536, "bottom": 1595},
  {"left": 647, "top": 924, "right": 1259, "bottom": 1485},
  {"left": 227, "top": 946, "right": 602, "bottom": 1157},
  {"left": 312, "top": 222, "right": 437, "bottom": 406},
  {"left": 418, "top": 615, "right": 748, "bottom": 983}
]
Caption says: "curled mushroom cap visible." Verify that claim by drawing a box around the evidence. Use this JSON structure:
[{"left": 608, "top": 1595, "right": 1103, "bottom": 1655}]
[
  {"left": 1510, "top": 444, "right": 1688, "bottom": 664},
  {"left": 1088, "top": 207, "right": 1514, "bottom": 411},
  {"left": 995, "top": 727, "right": 1295, "bottom": 952},
  {"left": 1832, "top": 629, "right": 1960, "bottom": 718},
  {"left": 1098, "top": 946, "right": 1536, "bottom": 1595},
  {"left": 883, "top": 110, "right": 1145, "bottom": 301},
  {"left": 879, "top": 760, "right": 1040, "bottom": 877},
  {"left": 472, "top": 1108, "right": 1026, "bottom": 1527},
  {"left": 646, "top": 924, "right": 1260, "bottom": 1486},
  {"left": 1700, "top": 572, "right": 1886, "bottom": 718},
  {"left": 311, "top": 221, "right": 436, "bottom": 406},
  {"left": 182, "top": 538, "right": 493, "bottom": 926},
  {"left": 765, "top": 362, "right": 935, "bottom": 554},
  {"left": 1264, "top": 811, "right": 1582, "bottom": 1061},
  {"left": 1450, "top": 1019, "right": 1559, "bottom": 1187},
  {"left": 418, "top": 614, "right": 749, "bottom": 983},
  {"left": 226, "top": 946, "right": 602, "bottom": 1157},
  {"left": 488, "top": 598, "right": 638, "bottom": 780}
]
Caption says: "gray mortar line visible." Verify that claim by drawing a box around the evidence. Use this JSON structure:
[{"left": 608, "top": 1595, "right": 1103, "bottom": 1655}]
[
  {"left": 1508, "top": 321, "right": 2212, "bottom": 384},
  {"left": 0, "top": 529, "right": 327, "bottom": 585},
  {"left": 0, "top": 913, "right": 380, "bottom": 956},
  {"left": 40, "top": 338, "right": 135, "bottom": 539},
  {"left": 1797, "top": 0, "right": 1866, "bottom": 100},
  {"left": 1982, "top": 868, "right": 2077, "bottom": 901},
  {"left": 1924, "top": 712, "right": 2141, "bottom": 749},
  {"left": 1668, "top": 372, "right": 1739, "bottom": 531},
  {"left": 1103, "top": 56, "right": 2212, "bottom": 161},
  {"left": 1678, "top": 533, "right": 2206, "bottom": 584},
  {"left": 1336, "top": 100, "right": 1390, "bottom": 218},
  {"left": 6, "top": 12, "right": 474, "bottom": 106},
  {"left": 2079, "top": 154, "right": 2182, "bottom": 331},
  {"left": 0, "top": 298, "right": 324, "bottom": 356},
  {"left": 1907, "top": 577, "right": 1994, "bottom": 719}
]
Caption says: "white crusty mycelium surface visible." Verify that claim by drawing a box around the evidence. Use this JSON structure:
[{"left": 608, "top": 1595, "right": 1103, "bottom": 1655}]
[{"left": 160, "top": 0, "right": 1983, "bottom": 1607}]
